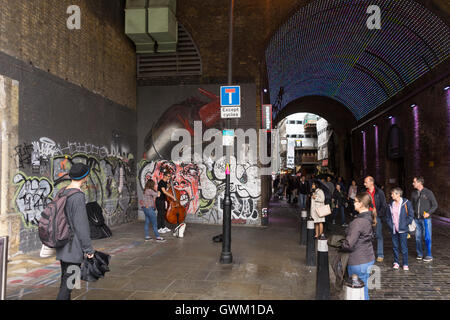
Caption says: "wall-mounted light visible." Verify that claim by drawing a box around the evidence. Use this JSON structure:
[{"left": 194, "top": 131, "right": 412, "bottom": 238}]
[
  {"left": 373, "top": 124, "right": 377, "bottom": 127},
  {"left": 263, "top": 88, "right": 268, "bottom": 93},
  {"left": 410, "top": 104, "right": 417, "bottom": 108},
  {"left": 388, "top": 116, "right": 393, "bottom": 119},
  {"left": 444, "top": 86, "right": 450, "bottom": 91}
]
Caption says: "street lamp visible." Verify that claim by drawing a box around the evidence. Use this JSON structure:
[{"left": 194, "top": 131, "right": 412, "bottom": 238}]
[{"left": 220, "top": 0, "right": 235, "bottom": 264}]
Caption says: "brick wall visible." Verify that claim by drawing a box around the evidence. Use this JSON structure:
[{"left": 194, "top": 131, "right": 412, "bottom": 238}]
[
  {"left": 352, "top": 74, "right": 450, "bottom": 218},
  {"left": 0, "top": 0, "right": 136, "bottom": 109}
]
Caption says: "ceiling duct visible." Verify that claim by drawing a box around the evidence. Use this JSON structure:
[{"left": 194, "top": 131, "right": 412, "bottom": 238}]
[{"left": 125, "top": 0, "right": 178, "bottom": 53}]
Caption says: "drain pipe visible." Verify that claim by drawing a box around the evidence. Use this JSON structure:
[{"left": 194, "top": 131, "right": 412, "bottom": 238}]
[{"left": 0, "top": 77, "right": 9, "bottom": 238}]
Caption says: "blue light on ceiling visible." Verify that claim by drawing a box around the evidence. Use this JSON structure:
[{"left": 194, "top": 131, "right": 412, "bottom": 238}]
[{"left": 266, "top": 0, "right": 450, "bottom": 120}]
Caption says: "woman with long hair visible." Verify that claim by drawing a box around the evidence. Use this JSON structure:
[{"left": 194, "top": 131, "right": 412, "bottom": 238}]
[
  {"left": 340, "top": 192, "right": 376, "bottom": 300},
  {"left": 141, "top": 179, "right": 166, "bottom": 242}
]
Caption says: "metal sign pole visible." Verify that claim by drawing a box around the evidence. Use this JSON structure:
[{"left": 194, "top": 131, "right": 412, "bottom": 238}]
[
  {"left": 220, "top": 0, "right": 235, "bottom": 264},
  {"left": 0, "top": 236, "right": 8, "bottom": 300}
]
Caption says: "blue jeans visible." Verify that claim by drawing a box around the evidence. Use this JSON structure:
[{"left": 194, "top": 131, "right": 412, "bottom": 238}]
[
  {"left": 392, "top": 232, "right": 408, "bottom": 266},
  {"left": 142, "top": 207, "right": 160, "bottom": 238},
  {"left": 414, "top": 218, "right": 432, "bottom": 258},
  {"left": 347, "top": 260, "right": 375, "bottom": 300},
  {"left": 299, "top": 194, "right": 307, "bottom": 210},
  {"left": 375, "top": 216, "right": 384, "bottom": 258},
  {"left": 332, "top": 206, "right": 345, "bottom": 224}
]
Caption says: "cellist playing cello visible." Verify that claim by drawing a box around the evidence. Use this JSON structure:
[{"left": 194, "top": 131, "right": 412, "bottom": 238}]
[{"left": 156, "top": 171, "right": 176, "bottom": 234}]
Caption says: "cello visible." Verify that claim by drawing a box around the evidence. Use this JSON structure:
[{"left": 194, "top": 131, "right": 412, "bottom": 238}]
[{"left": 165, "top": 176, "right": 187, "bottom": 226}]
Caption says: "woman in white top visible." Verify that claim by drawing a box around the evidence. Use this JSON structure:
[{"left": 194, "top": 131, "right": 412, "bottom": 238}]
[
  {"left": 347, "top": 180, "right": 358, "bottom": 217},
  {"left": 310, "top": 181, "right": 326, "bottom": 238}
]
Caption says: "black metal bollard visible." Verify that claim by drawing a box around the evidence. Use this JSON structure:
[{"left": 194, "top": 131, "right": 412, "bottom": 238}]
[
  {"left": 316, "top": 234, "right": 330, "bottom": 300},
  {"left": 300, "top": 210, "right": 307, "bottom": 246},
  {"left": 306, "top": 217, "right": 316, "bottom": 266}
]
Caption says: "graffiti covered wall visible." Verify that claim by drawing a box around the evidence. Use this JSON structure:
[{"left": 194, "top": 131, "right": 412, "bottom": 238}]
[
  {"left": 13, "top": 137, "right": 137, "bottom": 253},
  {"left": 0, "top": 51, "right": 138, "bottom": 254},
  {"left": 137, "top": 84, "right": 261, "bottom": 226},
  {"left": 138, "top": 156, "right": 261, "bottom": 225}
]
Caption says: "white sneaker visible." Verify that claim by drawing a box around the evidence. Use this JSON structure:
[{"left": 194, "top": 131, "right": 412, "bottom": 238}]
[
  {"left": 163, "top": 227, "right": 171, "bottom": 232},
  {"left": 158, "top": 228, "right": 166, "bottom": 234}
]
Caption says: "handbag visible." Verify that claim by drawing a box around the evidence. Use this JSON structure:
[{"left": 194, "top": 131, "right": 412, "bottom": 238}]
[
  {"left": 40, "top": 244, "right": 56, "bottom": 258},
  {"left": 316, "top": 204, "right": 332, "bottom": 217},
  {"left": 408, "top": 220, "right": 416, "bottom": 233},
  {"left": 404, "top": 203, "right": 416, "bottom": 232}
]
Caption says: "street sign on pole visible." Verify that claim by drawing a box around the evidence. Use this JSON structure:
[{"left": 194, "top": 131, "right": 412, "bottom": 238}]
[
  {"left": 221, "top": 106, "right": 241, "bottom": 118},
  {"left": 223, "top": 129, "right": 235, "bottom": 146},
  {"left": 220, "top": 85, "right": 241, "bottom": 107},
  {"left": 262, "top": 104, "right": 272, "bottom": 131}
]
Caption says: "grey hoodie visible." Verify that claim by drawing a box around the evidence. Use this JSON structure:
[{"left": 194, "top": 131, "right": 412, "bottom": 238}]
[{"left": 55, "top": 189, "right": 95, "bottom": 263}]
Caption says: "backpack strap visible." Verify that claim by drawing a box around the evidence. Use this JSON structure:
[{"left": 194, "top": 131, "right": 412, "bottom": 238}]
[{"left": 404, "top": 200, "right": 409, "bottom": 216}]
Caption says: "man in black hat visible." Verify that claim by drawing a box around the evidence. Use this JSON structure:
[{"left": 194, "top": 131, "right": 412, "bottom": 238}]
[{"left": 56, "top": 162, "right": 96, "bottom": 300}]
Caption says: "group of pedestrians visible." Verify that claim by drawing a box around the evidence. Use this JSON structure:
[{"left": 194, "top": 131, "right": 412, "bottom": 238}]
[
  {"left": 340, "top": 175, "right": 438, "bottom": 299},
  {"left": 273, "top": 172, "right": 439, "bottom": 300}
]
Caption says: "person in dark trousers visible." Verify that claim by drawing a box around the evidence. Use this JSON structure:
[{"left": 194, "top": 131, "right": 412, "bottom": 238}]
[
  {"left": 298, "top": 176, "right": 309, "bottom": 210},
  {"left": 56, "top": 163, "right": 95, "bottom": 300},
  {"left": 156, "top": 172, "right": 176, "bottom": 234},
  {"left": 340, "top": 192, "right": 375, "bottom": 300},
  {"left": 386, "top": 187, "right": 414, "bottom": 271},
  {"left": 141, "top": 180, "right": 166, "bottom": 242},
  {"left": 273, "top": 175, "right": 280, "bottom": 197},
  {"left": 332, "top": 184, "right": 348, "bottom": 226},
  {"left": 411, "top": 176, "right": 438, "bottom": 262},
  {"left": 364, "top": 176, "right": 388, "bottom": 262},
  {"left": 286, "top": 176, "right": 294, "bottom": 203}
]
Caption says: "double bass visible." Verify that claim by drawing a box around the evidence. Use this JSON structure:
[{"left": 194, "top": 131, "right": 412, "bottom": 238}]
[{"left": 165, "top": 176, "right": 187, "bottom": 225}]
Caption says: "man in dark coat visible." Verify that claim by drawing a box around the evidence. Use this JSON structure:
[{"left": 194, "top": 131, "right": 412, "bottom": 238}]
[
  {"left": 411, "top": 176, "right": 438, "bottom": 262},
  {"left": 56, "top": 163, "right": 95, "bottom": 300},
  {"left": 364, "top": 176, "right": 388, "bottom": 262}
]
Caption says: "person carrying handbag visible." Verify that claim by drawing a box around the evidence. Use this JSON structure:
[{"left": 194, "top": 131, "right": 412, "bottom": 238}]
[
  {"left": 55, "top": 163, "right": 95, "bottom": 300},
  {"left": 386, "top": 187, "right": 414, "bottom": 271},
  {"left": 310, "top": 181, "right": 326, "bottom": 238}
]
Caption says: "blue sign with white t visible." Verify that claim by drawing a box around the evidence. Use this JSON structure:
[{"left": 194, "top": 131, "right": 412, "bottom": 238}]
[{"left": 220, "top": 86, "right": 241, "bottom": 107}]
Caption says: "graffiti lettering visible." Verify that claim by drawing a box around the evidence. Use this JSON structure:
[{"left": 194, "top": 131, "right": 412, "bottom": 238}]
[
  {"left": 13, "top": 173, "right": 53, "bottom": 226},
  {"left": 14, "top": 143, "right": 34, "bottom": 168}
]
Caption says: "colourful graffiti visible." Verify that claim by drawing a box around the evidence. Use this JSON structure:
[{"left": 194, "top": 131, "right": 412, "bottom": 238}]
[
  {"left": 138, "top": 155, "right": 261, "bottom": 225},
  {"left": 13, "top": 137, "right": 137, "bottom": 228}
]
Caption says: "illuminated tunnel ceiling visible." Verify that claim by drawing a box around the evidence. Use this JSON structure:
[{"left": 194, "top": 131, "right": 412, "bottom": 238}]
[{"left": 265, "top": 0, "right": 450, "bottom": 120}]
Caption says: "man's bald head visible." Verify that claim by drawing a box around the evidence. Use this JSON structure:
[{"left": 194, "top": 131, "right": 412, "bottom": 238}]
[{"left": 364, "top": 176, "right": 375, "bottom": 190}]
